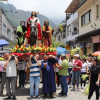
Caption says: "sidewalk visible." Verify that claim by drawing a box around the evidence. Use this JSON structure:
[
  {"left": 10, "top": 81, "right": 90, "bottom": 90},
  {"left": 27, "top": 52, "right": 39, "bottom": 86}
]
[{"left": 0, "top": 82, "right": 96, "bottom": 100}]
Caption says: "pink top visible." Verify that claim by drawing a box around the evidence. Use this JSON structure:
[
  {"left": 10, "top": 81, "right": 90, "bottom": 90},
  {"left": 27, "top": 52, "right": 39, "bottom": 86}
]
[
  {"left": 73, "top": 60, "right": 82, "bottom": 71},
  {"left": 0, "top": 62, "right": 2, "bottom": 72}
]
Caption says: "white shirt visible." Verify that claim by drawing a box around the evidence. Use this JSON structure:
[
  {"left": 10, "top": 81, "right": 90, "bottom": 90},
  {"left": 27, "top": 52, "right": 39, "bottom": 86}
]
[
  {"left": 56, "top": 59, "right": 62, "bottom": 72},
  {"left": 87, "top": 61, "right": 92, "bottom": 69},
  {"left": 17, "top": 60, "right": 26, "bottom": 70},
  {"left": 6, "top": 60, "right": 17, "bottom": 77},
  {"left": 81, "top": 62, "right": 87, "bottom": 73}
]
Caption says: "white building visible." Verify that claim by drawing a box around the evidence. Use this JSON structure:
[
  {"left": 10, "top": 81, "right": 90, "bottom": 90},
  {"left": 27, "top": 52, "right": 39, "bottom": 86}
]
[
  {"left": 54, "top": 20, "right": 66, "bottom": 44},
  {"left": 0, "top": 8, "right": 15, "bottom": 42},
  {"left": 65, "top": 0, "right": 100, "bottom": 55},
  {"left": 66, "top": 13, "right": 79, "bottom": 47}
]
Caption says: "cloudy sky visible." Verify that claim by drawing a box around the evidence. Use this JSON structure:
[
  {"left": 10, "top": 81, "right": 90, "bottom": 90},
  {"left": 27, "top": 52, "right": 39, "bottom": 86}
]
[
  {"left": 4, "top": 0, "right": 72, "bottom": 24},
  {"left": 7, "top": 0, "right": 72, "bottom": 18}
]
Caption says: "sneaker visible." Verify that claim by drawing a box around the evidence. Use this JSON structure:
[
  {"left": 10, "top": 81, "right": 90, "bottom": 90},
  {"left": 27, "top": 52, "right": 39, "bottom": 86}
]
[
  {"left": 71, "top": 88, "right": 75, "bottom": 91},
  {"left": 69, "top": 85, "right": 71, "bottom": 88},
  {"left": 50, "top": 94, "right": 53, "bottom": 98},
  {"left": 81, "top": 87, "right": 83, "bottom": 89},
  {"left": 76, "top": 88, "right": 79, "bottom": 91},
  {"left": 30, "top": 95, "right": 33, "bottom": 99},
  {"left": 44, "top": 95, "right": 47, "bottom": 99},
  {"left": 35, "top": 95, "right": 40, "bottom": 99},
  {"left": 5, "top": 96, "right": 11, "bottom": 99},
  {"left": 13, "top": 96, "right": 16, "bottom": 100},
  {"left": 58, "top": 92, "right": 63, "bottom": 95}
]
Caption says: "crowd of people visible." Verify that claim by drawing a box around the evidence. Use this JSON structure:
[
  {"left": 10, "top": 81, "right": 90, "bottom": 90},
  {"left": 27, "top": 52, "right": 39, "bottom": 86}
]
[{"left": 0, "top": 53, "right": 100, "bottom": 100}]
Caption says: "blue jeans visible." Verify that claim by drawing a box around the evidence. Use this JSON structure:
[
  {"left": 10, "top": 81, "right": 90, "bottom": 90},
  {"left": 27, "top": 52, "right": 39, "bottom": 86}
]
[
  {"left": 30, "top": 76, "right": 40, "bottom": 96},
  {"left": 61, "top": 76, "right": 68, "bottom": 95},
  {"left": 72, "top": 70, "right": 81, "bottom": 88}
]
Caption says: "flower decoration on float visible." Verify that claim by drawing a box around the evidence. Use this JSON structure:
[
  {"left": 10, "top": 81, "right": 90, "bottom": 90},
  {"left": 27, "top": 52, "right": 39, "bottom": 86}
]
[{"left": 10, "top": 43, "right": 57, "bottom": 54}]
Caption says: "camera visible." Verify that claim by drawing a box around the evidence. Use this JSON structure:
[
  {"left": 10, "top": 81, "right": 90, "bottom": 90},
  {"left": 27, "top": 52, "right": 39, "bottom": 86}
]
[{"left": 10, "top": 56, "right": 15, "bottom": 60}]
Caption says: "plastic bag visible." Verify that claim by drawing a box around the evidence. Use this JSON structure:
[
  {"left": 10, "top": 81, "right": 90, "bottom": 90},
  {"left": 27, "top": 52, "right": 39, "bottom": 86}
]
[
  {"left": 81, "top": 74, "right": 89, "bottom": 81},
  {"left": 84, "top": 82, "right": 90, "bottom": 95}
]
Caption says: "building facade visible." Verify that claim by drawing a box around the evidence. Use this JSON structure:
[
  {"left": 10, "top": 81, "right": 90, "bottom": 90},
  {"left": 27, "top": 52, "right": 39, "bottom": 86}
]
[
  {"left": 66, "top": 13, "right": 79, "bottom": 47},
  {"left": 0, "top": 8, "right": 15, "bottom": 42},
  {"left": 65, "top": 0, "right": 100, "bottom": 55},
  {"left": 54, "top": 20, "right": 66, "bottom": 44}
]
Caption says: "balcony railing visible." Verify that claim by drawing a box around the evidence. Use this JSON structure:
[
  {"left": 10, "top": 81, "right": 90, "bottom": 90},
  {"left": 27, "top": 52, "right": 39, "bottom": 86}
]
[{"left": 72, "top": 31, "right": 78, "bottom": 36}]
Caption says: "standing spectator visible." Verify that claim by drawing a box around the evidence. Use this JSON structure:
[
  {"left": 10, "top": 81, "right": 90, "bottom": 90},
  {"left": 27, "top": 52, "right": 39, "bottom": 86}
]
[
  {"left": 68, "top": 56, "right": 74, "bottom": 88},
  {"left": 58, "top": 54, "right": 69, "bottom": 96},
  {"left": 0, "top": 54, "right": 8, "bottom": 96},
  {"left": 28, "top": 54, "right": 41, "bottom": 98},
  {"left": 24, "top": 56, "right": 30, "bottom": 83},
  {"left": 17, "top": 56, "right": 26, "bottom": 88},
  {"left": 71, "top": 54, "right": 82, "bottom": 91},
  {"left": 87, "top": 57, "right": 92, "bottom": 71},
  {"left": 80, "top": 58, "right": 88, "bottom": 89},
  {"left": 41, "top": 55, "right": 59, "bottom": 98},
  {"left": 4, "top": 53, "right": 18, "bottom": 99},
  {"left": 56, "top": 54, "right": 62, "bottom": 89},
  {"left": 87, "top": 57, "right": 100, "bottom": 100}
]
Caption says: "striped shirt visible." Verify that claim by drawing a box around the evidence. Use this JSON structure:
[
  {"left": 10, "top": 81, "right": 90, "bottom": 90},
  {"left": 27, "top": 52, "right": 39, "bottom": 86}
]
[{"left": 30, "top": 57, "right": 41, "bottom": 77}]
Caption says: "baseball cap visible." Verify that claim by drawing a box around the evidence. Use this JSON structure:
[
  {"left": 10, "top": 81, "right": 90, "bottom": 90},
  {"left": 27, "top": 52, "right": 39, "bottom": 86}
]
[{"left": 74, "top": 54, "right": 79, "bottom": 58}]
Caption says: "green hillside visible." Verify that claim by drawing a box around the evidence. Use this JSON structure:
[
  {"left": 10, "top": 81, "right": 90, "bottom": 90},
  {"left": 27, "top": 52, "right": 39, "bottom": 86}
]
[{"left": 0, "top": 2, "right": 56, "bottom": 28}]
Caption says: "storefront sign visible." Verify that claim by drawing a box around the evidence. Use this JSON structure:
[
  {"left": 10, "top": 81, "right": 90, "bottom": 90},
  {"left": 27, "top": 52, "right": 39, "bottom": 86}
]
[{"left": 92, "top": 35, "right": 100, "bottom": 43}]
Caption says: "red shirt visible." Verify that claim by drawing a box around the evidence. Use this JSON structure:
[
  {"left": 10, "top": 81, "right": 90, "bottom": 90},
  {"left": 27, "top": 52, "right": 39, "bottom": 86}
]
[{"left": 73, "top": 60, "right": 82, "bottom": 71}]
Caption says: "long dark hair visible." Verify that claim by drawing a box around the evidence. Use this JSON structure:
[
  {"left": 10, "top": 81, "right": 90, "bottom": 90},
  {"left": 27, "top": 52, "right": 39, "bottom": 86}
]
[
  {"left": 31, "top": 11, "right": 37, "bottom": 17},
  {"left": 92, "top": 57, "right": 98, "bottom": 65}
]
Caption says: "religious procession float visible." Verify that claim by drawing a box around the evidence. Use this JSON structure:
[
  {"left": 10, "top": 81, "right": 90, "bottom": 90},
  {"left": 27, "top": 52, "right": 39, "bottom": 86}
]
[{"left": 10, "top": 11, "right": 57, "bottom": 57}]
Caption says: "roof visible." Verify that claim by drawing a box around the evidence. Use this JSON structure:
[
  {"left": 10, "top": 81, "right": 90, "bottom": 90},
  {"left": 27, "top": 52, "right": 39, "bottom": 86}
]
[
  {"left": 65, "top": 0, "right": 87, "bottom": 13},
  {"left": 65, "top": 0, "right": 79, "bottom": 13}
]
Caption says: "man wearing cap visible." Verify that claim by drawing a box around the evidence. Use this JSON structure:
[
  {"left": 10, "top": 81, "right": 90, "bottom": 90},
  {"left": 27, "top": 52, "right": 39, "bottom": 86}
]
[
  {"left": 71, "top": 54, "right": 82, "bottom": 91},
  {"left": 58, "top": 54, "right": 69, "bottom": 96}
]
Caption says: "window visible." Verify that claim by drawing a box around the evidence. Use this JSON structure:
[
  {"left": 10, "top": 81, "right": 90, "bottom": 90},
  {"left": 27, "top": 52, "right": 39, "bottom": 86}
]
[
  {"left": 96, "top": 5, "right": 99, "bottom": 18},
  {"left": 58, "top": 36, "right": 60, "bottom": 41},
  {"left": 3, "top": 23, "right": 6, "bottom": 32},
  {"left": 7, "top": 28, "right": 11, "bottom": 37},
  {"left": 72, "top": 27, "right": 78, "bottom": 35},
  {"left": 67, "top": 25, "right": 71, "bottom": 36},
  {"left": 63, "top": 28, "right": 66, "bottom": 38},
  {"left": 81, "top": 10, "right": 91, "bottom": 26},
  {"left": 63, "top": 32, "right": 66, "bottom": 38}
]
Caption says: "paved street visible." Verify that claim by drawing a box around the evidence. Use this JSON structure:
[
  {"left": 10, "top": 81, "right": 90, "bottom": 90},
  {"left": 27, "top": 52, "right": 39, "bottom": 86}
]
[{"left": 0, "top": 82, "right": 96, "bottom": 100}]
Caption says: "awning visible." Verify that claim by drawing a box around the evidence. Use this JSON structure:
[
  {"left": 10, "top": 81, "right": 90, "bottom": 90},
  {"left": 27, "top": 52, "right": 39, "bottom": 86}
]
[
  {"left": 0, "top": 39, "right": 9, "bottom": 47},
  {"left": 77, "top": 28, "right": 100, "bottom": 41},
  {"left": 0, "top": 50, "right": 11, "bottom": 54}
]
